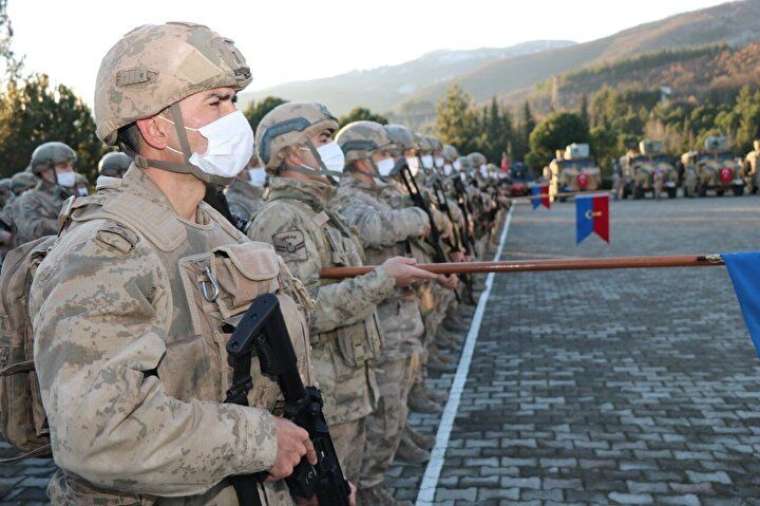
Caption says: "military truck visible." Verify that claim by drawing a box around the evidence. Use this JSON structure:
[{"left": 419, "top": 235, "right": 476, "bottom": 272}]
[
  {"left": 743, "top": 140, "right": 760, "bottom": 194},
  {"left": 620, "top": 140, "right": 678, "bottom": 199},
  {"left": 544, "top": 143, "right": 601, "bottom": 202},
  {"left": 681, "top": 136, "right": 744, "bottom": 197}
]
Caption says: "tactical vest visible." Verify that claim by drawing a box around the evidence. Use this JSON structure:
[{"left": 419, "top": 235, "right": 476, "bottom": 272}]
[
  {"left": 261, "top": 187, "right": 382, "bottom": 426},
  {"left": 46, "top": 174, "right": 309, "bottom": 506},
  {"left": 317, "top": 211, "right": 382, "bottom": 370}
]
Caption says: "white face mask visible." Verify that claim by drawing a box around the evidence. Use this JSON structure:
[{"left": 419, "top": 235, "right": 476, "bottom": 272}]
[
  {"left": 434, "top": 156, "right": 445, "bottom": 168},
  {"left": 377, "top": 157, "right": 395, "bottom": 177},
  {"left": 459, "top": 172, "right": 467, "bottom": 182},
  {"left": 443, "top": 164, "right": 453, "bottom": 176},
  {"left": 453, "top": 159, "right": 462, "bottom": 171},
  {"left": 56, "top": 170, "right": 76, "bottom": 188},
  {"left": 421, "top": 154, "right": 434, "bottom": 170},
  {"left": 406, "top": 156, "right": 420, "bottom": 177},
  {"left": 248, "top": 167, "right": 267, "bottom": 187},
  {"left": 166, "top": 110, "right": 254, "bottom": 179},
  {"left": 76, "top": 186, "right": 89, "bottom": 196},
  {"left": 480, "top": 164, "right": 488, "bottom": 178},
  {"left": 316, "top": 141, "right": 346, "bottom": 175}
]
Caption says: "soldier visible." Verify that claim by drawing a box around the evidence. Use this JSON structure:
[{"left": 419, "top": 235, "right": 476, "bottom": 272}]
[
  {"left": 3, "top": 142, "right": 79, "bottom": 247},
  {"left": 96, "top": 151, "right": 131, "bottom": 183},
  {"left": 10, "top": 170, "right": 36, "bottom": 196},
  {"left": 73, "top": 172, "right": 90, "bottom": 197},
  {"left": 246, "top": 104, "right": 439, "bottom": 488},
  {"left": 332, "top": 120, "right": 440, "bottom": 505},
  {"left": 226, "top": 154, "right": 266, "bottom": 232},
  {"left": 0, "top": 178, "right": 13, "bottom": 208},
  {"left": 29, "top": 22, "right": 326, "bottom": 506}
]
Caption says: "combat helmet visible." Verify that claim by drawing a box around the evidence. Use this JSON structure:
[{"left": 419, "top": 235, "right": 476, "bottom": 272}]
[
  {"left": 94, "top": 22, "right": 251, "bottom": 185},
  {"left": 467, "top": 152, "right": 487, "bottom": 169},
  {"left": 442, "top": 144, "right": 459, "bottom": 163},
  {"left": 11, "top": 171, "right": 37, "bottom": 194},
  {"left": 256, "top": 102, "right": 340, "bottom": 181},
  {"left": 385, "top": 124, "right": 418, "bottom": 153},
  {"left": 336, "top": 121, "right": 393, "bottom": 166},
  {"left": 98, "top": 151, "right": 132, "bottom": 178},
  {"left": 29, "top": 142, "right": 77, "bottom": 176}
]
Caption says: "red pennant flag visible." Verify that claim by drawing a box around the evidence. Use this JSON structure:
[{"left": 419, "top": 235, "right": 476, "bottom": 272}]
[
  {"left": 592, "top": 194, "right": 609, "bottom": 243},
  {"left": 541, "top": 184, "right": 551, "bottom": 209}
]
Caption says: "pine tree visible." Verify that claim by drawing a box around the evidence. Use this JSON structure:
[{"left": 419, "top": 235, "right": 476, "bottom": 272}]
[{"left": 435, "top": 84, "right": 478, "bottom": 153}]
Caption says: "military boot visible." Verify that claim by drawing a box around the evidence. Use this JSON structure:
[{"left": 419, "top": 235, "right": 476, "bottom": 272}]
[
  {"left": 408, "top": 385, "right": 441, "bottom": 413},
  {"left": 426, "top": 352, "right": 457, "bottom": 374},
  {"left": 414, "top": 381, "right": 448, "bottom": 406},
  {"left": 443, "top": 314, "right": 470, "bottom": 333},
  {"left": 437, "top": 329, "right": 463, "bottom": 349},
  {"left": 425, "top": 386, "right": 449, "bottom": 404},
  {"left": 357, "top": 484, "right": 412, "bottom": 506},
  {"left": 405, "top": 425, "right": 435, "bottom": 451},
  {"left": 395, "top": 431, "right": 431, "bottom": 465}
]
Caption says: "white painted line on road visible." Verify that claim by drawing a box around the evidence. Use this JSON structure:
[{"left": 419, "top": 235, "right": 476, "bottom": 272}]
[{"left": 415, "top": 206, "right": 515, "bottom": 505}]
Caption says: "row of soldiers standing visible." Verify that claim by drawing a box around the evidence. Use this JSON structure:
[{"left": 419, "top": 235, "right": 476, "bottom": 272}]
[
  {"left": 12, "top": 22, "right": 509, "bottom": 506},
  {"left": 236, "top": 106, "right": 510, "bottom": 504}
]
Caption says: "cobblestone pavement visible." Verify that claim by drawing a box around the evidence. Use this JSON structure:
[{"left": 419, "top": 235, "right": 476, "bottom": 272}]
[
  {"left": 4, "top": 196, "right": 760, "bottom": 505},
  {"left": 387, "top": 196, "right": 760, "bottom": 505}
]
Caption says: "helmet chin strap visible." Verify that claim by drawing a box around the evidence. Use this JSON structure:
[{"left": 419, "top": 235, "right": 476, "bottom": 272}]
[
  {"left": 131, "top": 103, "right": 233, "bottom": 186},
  {"left": 367, "top": 158, "right": 387, "bottom": 184},
  {"left": 282, "top": 140, "right": 341, "bottom": 186}
]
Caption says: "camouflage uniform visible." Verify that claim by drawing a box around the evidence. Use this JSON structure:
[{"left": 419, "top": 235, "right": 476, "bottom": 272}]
[
  {"left": 30, "top": 167, "right": 312, "bottom": 505},
  {"left": 28, "top": 22, "right": 308, "bottom": 506},
  {"left": 333, "top": 174, "right": 428, "bottom": 488},
  {"left": 247, "top": 177, "right": 391, "bottom": 483},
  {"left": 3, "top": 179, "right": 66, "bottom": 247},
  {"left": 226, "top": 178, "right": 264, "bottom": 232},
  {"left": 246, "top": 104, "right": 396, "bottom": 484}
]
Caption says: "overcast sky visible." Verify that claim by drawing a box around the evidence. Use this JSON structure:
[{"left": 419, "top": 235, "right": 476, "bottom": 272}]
[{"left": 9, "top": 0, "right": 727, "bottom": 104}]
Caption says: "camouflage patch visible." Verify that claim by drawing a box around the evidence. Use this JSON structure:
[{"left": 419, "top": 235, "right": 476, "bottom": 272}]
[
  {"left": 95, "top": 223, "right": 138, "bottom": 254},
  {"left": 272, "top": 228, "right": 307, "bottom": 262}
]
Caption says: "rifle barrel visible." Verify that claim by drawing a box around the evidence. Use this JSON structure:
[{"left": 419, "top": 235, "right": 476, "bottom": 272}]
[{"left": 319, "top": 255, "right": 725, "bottom": 279}]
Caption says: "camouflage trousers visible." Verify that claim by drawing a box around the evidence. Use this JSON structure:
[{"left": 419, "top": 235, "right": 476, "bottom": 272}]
[
  {"left": 331, "top": 418, "right": 367, "bottom": 485},
  {"left": 358, "top": 353, "right": 418, "bottom": 490}
]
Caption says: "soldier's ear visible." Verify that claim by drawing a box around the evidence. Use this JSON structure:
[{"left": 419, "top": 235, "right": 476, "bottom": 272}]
[
  {"left": 136, "top": 115, "right": 170, "bottom": 151},
  {"left": 283, "top": 146, "right": 305, "bottom": 167}
]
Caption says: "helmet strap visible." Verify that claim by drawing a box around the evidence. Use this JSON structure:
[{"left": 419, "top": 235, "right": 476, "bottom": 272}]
[
  {"left": 130, "top": 103, "right": 232, "bottom": 186},
  {"left": 304, "top": 139, "right": 340, "bottom": 186}
]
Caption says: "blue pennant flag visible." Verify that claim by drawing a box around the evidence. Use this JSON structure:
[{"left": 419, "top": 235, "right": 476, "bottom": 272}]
[
  {"left": 722, "top": 252, "right": 760, "bottom": 358},
  {"left": 530, "top": 185, "right": 540, "bottom": 209}
]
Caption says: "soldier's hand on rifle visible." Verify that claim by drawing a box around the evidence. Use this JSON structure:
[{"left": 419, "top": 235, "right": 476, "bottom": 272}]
[
  {"left": 436, "top": 273, "right": 459, "bottom": 291},
  {"left": 382, "top": 256, "right": 440, "bottom": 287},
  {"left": 267, "top": 418, "right": 317, "bottom": 481}
]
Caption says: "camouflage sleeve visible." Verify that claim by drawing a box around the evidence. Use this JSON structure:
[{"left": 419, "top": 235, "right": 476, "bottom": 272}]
[
  {"left": 447, "top": 198, "right": 463, "bottom": 225},
  {"left": 248, "top": 204, "right": 395, "bottom": 335},
  {"left": 336, "top": 199, "right": 429, "bottom": 249},
  {"left": 30, "top": 220, "right": 278, "bottom": 496},
  {"left": 430, "top": 207, "right": 452, "bottom": 239},
  {"left": 14, "top": 195, "right": 58, "bottom": 244}
]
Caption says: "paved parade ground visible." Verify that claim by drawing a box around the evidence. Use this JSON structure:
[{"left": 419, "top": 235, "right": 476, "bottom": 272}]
[
  {"left": 390, "top": 196, "right": 760, "bottom": 505},
  {"left": 3, "top": 196, "right": 760, "bottom": 505}
]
